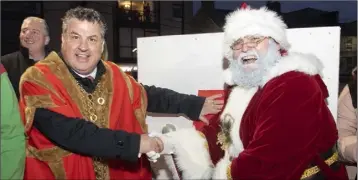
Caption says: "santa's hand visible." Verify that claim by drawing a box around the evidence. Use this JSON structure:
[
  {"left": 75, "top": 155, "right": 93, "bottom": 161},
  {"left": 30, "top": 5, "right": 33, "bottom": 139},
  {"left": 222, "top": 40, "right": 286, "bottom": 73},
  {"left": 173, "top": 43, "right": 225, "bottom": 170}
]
[{"left": 149, "top": 132, "right": 175, "bottom": 155}]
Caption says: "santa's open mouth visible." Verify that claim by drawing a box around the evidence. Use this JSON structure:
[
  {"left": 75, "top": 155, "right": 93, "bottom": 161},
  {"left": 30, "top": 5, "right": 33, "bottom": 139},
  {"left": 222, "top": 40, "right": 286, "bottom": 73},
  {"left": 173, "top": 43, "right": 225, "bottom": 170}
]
[{"left": 241, "top": 56, "right": 257, "bottom": 64}]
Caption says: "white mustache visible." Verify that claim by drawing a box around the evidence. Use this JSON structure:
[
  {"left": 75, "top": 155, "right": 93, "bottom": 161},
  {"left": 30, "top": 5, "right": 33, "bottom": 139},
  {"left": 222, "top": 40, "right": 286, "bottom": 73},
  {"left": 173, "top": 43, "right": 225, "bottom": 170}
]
[{"left": 236, "top": 50, "right": 259, "bottom": 62}]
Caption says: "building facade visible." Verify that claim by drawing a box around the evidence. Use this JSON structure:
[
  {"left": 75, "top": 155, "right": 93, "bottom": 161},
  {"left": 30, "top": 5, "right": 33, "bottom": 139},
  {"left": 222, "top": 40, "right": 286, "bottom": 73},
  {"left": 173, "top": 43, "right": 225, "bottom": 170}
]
[
  {"left": 116, "top": 1, "right": 193, "bottom": 65},
  {"left": 1, "top": 1, "right": 193, "bottom": 76}
]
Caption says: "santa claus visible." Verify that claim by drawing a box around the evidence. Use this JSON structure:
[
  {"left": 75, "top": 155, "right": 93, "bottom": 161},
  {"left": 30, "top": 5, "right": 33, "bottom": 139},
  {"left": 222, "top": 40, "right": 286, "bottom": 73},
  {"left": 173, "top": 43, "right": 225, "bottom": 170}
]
[{"left": 152, "top": 3, "right": 349, "bottom": 180}]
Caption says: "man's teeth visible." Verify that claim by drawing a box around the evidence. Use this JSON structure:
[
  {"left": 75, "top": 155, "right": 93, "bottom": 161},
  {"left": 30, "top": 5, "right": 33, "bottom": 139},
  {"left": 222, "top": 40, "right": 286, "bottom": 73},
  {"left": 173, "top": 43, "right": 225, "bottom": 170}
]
[{"left": 77, "top": 54, "right": 88, "bottom": 58}]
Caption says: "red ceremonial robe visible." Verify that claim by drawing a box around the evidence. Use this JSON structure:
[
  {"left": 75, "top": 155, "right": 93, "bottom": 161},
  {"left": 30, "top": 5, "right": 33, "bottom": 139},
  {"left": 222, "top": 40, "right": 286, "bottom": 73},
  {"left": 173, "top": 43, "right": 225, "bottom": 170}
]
[
  {"left": 19, "top": 52, "right": 151, "bottom": 180},
  {"left": 166, "top": 52, "right": 348, "bottom": 180}
]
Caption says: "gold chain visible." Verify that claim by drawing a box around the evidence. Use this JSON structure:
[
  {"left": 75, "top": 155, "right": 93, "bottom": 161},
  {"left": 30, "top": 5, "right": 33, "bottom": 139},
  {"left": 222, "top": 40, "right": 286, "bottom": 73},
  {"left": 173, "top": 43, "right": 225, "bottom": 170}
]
[
  {"left": 75, "top": 80, "right": 109, "bottom": 180},
  {"left": 217, "top": 113, "right": 234, "bottom": 151}
]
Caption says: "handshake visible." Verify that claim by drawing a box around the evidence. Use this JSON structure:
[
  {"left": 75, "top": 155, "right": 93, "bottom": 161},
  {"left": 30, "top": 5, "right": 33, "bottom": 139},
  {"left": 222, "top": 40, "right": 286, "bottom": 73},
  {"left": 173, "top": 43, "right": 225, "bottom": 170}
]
[{"left": 139, "top": 128, "right": 176, "bottom": 162}]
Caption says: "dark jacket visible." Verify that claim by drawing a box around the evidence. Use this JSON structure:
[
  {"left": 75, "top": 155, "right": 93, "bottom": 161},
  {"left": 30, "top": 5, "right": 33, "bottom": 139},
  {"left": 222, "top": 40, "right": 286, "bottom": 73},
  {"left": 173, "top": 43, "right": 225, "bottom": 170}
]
[
  {"left": 1, "top": 47, "right": 35, "bottom": 99},
  {"left": 32, "top": 56, "right": 205, "bottom": 162}
]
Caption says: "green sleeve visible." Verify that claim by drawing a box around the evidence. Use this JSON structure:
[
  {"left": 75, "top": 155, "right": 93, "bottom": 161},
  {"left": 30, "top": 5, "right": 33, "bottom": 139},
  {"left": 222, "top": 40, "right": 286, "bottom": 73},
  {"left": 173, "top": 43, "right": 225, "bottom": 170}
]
[{"left": 1, "top": 69, "right": 26, "bottom": 180}]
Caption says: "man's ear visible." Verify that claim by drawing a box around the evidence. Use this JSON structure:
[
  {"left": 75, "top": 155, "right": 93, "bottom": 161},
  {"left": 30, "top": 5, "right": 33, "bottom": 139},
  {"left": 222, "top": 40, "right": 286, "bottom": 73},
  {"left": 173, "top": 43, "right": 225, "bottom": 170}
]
[{"left": 45, "top": 36, "right": 50, "bottom": 45}]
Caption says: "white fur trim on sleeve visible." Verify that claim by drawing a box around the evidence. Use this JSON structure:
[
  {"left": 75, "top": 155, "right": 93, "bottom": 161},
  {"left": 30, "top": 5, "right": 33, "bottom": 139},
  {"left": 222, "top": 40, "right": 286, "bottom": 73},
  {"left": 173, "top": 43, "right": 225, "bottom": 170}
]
[
  {"left": 166, "top": 128, "right": 214, "bottom": 179},
  {"left": 212, "top": 154, "right": 232, "bottom": 179}
]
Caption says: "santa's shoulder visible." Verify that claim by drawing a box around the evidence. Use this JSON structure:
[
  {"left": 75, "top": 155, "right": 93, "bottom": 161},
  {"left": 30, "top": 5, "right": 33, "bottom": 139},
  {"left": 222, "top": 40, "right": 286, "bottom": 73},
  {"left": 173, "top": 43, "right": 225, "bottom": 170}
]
[{"left": 262, "top": 52, "right": 324, "bottom": 86}]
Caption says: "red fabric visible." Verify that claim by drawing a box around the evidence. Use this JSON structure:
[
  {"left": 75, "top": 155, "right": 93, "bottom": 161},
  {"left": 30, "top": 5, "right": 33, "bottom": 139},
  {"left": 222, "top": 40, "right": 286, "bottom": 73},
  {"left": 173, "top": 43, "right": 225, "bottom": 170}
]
[
  {"left": 0, "top": 63, "right": 6, "bottom": 74},
  {"left": 229, "top": 71, "right": 348, "bottom": 180},
  {"left": 20, "top": 61, "right": 151, "bottom": 180},
  {"left": 193, "top": 90, "right": 228, "bottom": 165},
  {"left": 106, "top": 64, "right": 151, "bottom": 179},
  {"left": 280, "top": 49, "right": 288, "bottom": 56},
  {"left": 240, "top": 2, "right": 248, "bottom": 9}
]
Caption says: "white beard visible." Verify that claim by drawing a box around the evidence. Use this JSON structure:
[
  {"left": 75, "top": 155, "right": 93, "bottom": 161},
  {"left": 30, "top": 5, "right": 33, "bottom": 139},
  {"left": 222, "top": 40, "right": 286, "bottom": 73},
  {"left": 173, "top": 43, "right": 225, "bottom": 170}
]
[{"left": 228, "top": 39, "right": 282, "bottom": 89}]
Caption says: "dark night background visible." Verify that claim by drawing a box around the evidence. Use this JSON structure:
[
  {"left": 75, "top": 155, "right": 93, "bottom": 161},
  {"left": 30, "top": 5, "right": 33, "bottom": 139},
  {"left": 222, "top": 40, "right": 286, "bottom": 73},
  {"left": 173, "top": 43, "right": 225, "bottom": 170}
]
[
  {"left": 1, "top": 1, "right": 357, "bottom": 92},
  {"left": 197, "top": 1, "right": 357, "bottom": 22}
]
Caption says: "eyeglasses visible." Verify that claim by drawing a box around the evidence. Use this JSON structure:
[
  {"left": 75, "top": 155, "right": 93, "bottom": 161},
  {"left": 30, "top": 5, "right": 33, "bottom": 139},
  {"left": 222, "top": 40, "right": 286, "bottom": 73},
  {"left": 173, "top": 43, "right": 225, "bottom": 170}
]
[{"left": 231, "top": 37, "right": 267, "bottom": 51}]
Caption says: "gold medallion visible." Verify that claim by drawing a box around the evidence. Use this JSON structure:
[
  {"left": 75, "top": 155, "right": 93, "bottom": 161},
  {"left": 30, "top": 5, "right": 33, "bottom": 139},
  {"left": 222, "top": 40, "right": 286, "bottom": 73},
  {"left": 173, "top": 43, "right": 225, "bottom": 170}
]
[
  {"left": 90, "top": 114, "right": 98, "bottom": 122},
  {"left": 97, "top": 97, "right": 105, "bottom": 105}
]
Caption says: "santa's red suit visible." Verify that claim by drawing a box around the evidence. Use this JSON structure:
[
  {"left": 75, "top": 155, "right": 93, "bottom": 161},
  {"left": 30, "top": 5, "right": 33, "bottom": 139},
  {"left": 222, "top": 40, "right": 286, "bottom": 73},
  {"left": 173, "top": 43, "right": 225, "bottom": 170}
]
[{"left": 162, "top": 4, "right": 348, "bottom": 180}]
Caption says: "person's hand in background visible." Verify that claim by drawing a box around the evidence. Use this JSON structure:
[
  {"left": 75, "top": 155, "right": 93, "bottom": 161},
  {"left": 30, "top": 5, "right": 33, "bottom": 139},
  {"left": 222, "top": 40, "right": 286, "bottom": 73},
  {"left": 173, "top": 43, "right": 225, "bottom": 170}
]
[{"left": 199, "top": 94, "right": 225, "bottom": 124}]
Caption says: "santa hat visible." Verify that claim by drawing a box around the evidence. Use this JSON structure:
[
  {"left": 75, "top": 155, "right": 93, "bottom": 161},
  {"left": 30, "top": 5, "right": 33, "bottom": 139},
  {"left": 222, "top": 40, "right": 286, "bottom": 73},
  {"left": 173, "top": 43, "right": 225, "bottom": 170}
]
[{"left": 222, "top": 3, "right": 290, "bottom": 60}]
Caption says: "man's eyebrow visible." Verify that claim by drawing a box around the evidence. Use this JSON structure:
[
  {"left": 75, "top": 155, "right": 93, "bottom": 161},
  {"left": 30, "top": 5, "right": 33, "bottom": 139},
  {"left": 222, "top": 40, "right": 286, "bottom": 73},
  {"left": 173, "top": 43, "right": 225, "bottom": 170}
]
[
  {"left": 234, "top": 39, "right": 244, "bottom": 44},
  {"left": 21, "top": 28, "right": 41, "bottom": 33},
  {"left": 88, "top": 35, "right": 99, "bottom": 39},
  {"left": 69, "top": 31, "right": 80, "bottom": 36}
]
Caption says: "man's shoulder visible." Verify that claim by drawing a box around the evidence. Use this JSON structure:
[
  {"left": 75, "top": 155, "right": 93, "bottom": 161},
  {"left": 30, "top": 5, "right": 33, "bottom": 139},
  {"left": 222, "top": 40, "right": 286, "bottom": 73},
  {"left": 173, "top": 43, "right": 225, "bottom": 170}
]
[
  {"left": 1, "top": 51, "right": 20, "bottom": 59},
  {"left": 29, "top": 51, "right": 62, "bottom": 73},
  {"left": 1, "top": 51, "right": 21, "bottom": 64},
  {"left": 263, "top": 52, "right": 325, "bottom": 90},
  {"left": 271, "top": 71, "right": 317, "bottom": 86},
  {"left": 265, "top": 71, "right": 323, "bottom": 97},
  {"left": 21, "top": 52, "right": 60, "bottom": 81},
  {"left": 102, "top": 61, "right": 131, "bottom": 78},
  {"left": 21, "top": 65, "right": 43, "bottom": 79},
  {"left": 102, "top": 60, "right": 120, "bottom": 70},
  {"left": 263, "top": 52, "right": 323, "bottom": 84}
]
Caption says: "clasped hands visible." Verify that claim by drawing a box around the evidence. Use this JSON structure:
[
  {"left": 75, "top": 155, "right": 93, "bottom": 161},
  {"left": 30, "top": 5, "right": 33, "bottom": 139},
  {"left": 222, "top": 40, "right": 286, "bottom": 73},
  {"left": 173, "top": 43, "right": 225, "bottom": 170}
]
[{"left": 139, "top": 132, "right": 175, "bottom": 163}]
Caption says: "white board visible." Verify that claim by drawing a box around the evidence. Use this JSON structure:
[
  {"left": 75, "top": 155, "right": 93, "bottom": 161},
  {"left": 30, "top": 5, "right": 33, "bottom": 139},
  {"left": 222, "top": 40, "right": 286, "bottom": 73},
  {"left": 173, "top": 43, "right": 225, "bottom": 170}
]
[{"left": 137, "top": 27, "right": 341, "bottom": 134}]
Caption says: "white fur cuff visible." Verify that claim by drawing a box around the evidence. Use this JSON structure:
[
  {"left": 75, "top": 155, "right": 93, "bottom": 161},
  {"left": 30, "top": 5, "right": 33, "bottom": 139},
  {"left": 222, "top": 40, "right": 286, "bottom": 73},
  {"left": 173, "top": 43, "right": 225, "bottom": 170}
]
[
  {"left": 166, "top": 128, "right": 214, "bottom": 179},
  {"left": 212, "top": 154, "right": 232, "bottom": 179}
]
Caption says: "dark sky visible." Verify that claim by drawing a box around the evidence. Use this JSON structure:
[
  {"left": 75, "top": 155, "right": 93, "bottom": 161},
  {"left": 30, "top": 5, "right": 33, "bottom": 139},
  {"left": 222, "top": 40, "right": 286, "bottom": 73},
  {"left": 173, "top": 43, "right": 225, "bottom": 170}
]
[{"left": 193, "top": 1, "right": 357, "bottom": 23}]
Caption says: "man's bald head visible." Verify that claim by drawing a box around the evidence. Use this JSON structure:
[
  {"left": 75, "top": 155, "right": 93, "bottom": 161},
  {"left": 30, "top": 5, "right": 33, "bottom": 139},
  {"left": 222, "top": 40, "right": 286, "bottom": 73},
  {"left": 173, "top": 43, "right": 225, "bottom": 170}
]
[{"left": 20, "top": 16, "right": 50, "bottom": 51}]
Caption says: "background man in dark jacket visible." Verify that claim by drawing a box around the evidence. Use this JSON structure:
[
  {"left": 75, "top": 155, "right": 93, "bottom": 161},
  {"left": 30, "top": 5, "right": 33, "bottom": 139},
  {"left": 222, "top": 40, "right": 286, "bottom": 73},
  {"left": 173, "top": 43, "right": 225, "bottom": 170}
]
[{"left": 1, "top": 16, "right": 50, "bottom": 99}]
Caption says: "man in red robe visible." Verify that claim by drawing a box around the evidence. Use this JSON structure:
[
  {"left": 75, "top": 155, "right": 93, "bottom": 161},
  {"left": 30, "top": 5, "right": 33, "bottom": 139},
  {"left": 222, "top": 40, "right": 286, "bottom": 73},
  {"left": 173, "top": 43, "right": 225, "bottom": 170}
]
[
  {"left": 19, "top": 7, "right": 168, "bottom": 180},
  {"left": 157, "top": 4, "right": 349, "bottom": 180}
]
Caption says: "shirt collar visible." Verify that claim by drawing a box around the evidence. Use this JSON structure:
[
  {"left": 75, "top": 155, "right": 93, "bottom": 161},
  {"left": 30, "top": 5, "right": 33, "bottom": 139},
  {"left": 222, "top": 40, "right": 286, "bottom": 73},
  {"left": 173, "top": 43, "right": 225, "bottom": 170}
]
[{"left": 73, "top": 67, "right": 97, "bottom": 79}]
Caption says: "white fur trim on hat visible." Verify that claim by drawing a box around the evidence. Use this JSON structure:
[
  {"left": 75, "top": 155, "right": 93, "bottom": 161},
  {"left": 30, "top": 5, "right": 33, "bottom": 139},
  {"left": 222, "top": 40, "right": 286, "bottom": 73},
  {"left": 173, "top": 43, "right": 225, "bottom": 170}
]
[{"left": 223, "top": 6, "right": 290, "bottom": 60}]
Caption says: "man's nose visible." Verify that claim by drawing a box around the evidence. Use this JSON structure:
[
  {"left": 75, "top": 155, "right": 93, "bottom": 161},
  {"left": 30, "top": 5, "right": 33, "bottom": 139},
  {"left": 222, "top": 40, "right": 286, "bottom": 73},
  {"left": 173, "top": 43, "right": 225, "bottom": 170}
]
[
  {"left": 241, "top": 44, "right": 249, "bottom": 52},
  {"left": 78, "top": 40, "right": 89, "bottom": 51},
  {"left": 23, "top": 30, "right": 31, "bottom": 37}
]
